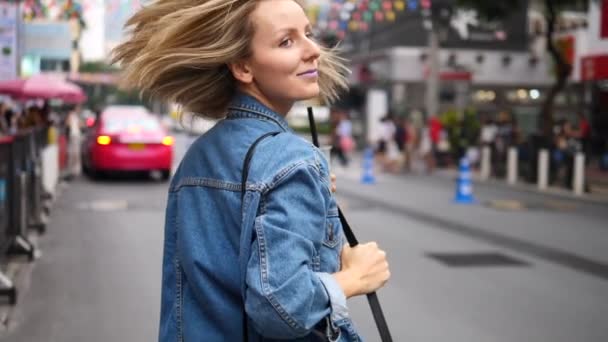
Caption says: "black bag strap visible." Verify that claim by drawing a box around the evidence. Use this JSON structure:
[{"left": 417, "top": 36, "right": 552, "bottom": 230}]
[
  {"left": 338, "top": 208, "right": 393, "bottom": 342},
  {"left": 307, "top": 107, "right": 392, "bottom": 342},
  {"left": 241, "top": 131, "right": 280, "bottom": 342}
]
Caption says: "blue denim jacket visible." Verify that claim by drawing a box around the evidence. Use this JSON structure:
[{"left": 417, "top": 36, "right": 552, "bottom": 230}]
[{"left": 159, "top": 93, "right": 362, "bottom": 341}]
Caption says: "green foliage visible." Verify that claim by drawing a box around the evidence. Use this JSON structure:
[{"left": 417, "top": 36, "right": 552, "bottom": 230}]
[
  {"left": 440, "top": 107, "right": 480, "bottom": 154},
  {"left": 75, "top": 62, "right": 149, "bottom": 110},
  {"left": 79, "top": 62, "right": 118, "bottom": 73}
]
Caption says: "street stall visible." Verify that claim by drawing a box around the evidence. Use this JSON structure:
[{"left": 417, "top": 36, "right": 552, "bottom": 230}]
[
  {"left": 0, "top": 74, "right": 86, "bottom": 305},
  {"left": 0, "top": 73, "right": 87, "bottom": 196}
]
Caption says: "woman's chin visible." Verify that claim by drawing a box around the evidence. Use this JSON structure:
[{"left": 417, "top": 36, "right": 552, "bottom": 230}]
[{"left": 297, "top": 85, "right": 320, "bottom": 101}]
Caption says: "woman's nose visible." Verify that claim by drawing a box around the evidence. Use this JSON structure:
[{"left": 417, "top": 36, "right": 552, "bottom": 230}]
[{"left": 303, "top": 37, "right": 321, "bottom": 62}]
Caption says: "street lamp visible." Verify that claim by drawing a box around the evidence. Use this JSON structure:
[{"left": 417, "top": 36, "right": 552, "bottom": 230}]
[{"left": 425, "top": 0, "right": 454, "bottom": 117}]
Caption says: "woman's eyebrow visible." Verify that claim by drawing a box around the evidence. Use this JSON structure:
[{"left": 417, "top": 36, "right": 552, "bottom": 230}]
[{"left": 274, "top": 23, "right": 312, "bottom": 36}]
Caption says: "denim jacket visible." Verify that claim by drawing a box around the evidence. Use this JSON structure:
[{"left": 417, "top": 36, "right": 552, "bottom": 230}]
[{"left": 159, "top": 93, "right": 362, "bottom": 341}]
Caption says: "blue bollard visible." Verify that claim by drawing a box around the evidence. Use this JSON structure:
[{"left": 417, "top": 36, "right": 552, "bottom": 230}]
[
  {"left": 454, "top": 157, "right": 475, "bottom": 204},
  {"left": 361, "top": 147, "right": 376, "bottom": 185}
]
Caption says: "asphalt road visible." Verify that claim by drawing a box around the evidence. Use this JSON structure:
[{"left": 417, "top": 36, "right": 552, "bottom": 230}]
[{"left": 2, "top": 133, "right": 607, "bottom": 342}]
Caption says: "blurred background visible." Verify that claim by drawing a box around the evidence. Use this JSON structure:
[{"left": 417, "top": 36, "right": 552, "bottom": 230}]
[{"left": 0, "top": 0, "right": 607, "bottom": 341}]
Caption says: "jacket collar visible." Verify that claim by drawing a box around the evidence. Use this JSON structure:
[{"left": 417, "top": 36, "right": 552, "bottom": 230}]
[{"left": 227, "top": 92, "right": 292, "bottom": 132}]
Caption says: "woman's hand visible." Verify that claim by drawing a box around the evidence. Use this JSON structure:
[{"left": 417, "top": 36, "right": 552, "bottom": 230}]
[
  {"left": 333, "top": 242, "right": 390, "bottom": 298},
  {"left": 330, "top": 173, "right": 337, "bottom": 193}
]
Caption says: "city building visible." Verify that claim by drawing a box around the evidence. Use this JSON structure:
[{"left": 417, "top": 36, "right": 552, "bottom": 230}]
[{"left": 309, "top": 0, "right": 606, "bottom": 143}]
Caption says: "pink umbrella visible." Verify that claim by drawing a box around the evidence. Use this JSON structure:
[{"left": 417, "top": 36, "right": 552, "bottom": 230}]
[{"left": 0, "top": 74, "right": 87, "bottom": 103}]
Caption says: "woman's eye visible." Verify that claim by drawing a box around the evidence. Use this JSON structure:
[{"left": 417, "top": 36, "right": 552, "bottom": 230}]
[{"left": 279, "top": 38, "right": 293, "bottom": 47}]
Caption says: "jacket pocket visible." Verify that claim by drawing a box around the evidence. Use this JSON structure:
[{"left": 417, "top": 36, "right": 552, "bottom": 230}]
[
  {"left": 320, "top": 210, "right": 343, "bottom": 273},
  {"left": 323, "top": 215, "right": 341, "bottom": 249}
]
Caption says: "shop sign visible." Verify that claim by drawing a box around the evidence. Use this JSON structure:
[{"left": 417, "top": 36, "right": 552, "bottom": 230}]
[
  {"left": 0, "top": 1, "right": 18, "bottom": 81},
  {"left": 581, "top": 55, "right": 608, "bottom": 81}
]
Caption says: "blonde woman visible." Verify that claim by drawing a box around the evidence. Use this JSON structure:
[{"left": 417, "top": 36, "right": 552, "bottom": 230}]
[{"left": 113, "top": 1, "right": 390, "bottom": 341}]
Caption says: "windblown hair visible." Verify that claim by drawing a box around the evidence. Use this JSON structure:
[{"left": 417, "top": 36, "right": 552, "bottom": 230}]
[{"left": 111, "top": 0, "right": 349, "bottom": 119}]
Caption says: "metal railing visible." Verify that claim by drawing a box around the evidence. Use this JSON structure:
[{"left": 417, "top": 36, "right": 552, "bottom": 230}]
[{"left": 0, "top": 127, "right": 50, "bottom": 305}]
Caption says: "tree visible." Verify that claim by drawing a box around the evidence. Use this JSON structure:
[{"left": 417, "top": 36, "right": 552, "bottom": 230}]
[
  {"left": 77, "top": 62, "right": 151, "bottom": 110},
  {"left": 79, "top": 61, "right": 119, "bottom": 74},
  {"left": 457, "top": 0, "right": 588, "bottom": 140}
]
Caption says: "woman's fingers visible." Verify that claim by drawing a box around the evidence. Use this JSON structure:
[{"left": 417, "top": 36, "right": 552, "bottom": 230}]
[{"left": 331, "top": 173, "right": 337, "bottom": 193}]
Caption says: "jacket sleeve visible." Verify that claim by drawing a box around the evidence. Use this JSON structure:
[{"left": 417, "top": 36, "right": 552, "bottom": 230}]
[{"left": 245, "top": 159, "right": 345, "bottom": 339}]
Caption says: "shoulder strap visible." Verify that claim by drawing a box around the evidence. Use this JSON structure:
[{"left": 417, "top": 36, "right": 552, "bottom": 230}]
[
  {"left": 241, "top": 131, "right": 280, "bottom": 342},
  {"left": 241, "top": 131, "right": 281, "bottom": 200}
]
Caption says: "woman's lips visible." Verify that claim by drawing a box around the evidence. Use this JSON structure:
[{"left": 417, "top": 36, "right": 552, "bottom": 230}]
[{"left": 297, "top": 69, "right": 318, "bottom": 77}]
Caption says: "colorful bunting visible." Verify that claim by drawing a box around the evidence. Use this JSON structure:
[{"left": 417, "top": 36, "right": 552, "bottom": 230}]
[{"left": 308, "top": 0, "right": 430, "bottom": 38}]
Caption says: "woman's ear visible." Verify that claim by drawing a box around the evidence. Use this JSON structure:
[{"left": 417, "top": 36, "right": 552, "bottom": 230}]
[{"left": 227, "top": 61, "right": 253, "bottom": 84}]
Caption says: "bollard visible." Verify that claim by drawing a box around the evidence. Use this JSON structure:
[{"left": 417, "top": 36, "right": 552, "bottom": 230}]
[
  {"left": 507, "top": 147, "right": 518, "bottom": 185},
  {"left": 573, "top": 152, "right": 585, "bottom": 196},
  {"left": 454, "top": 157, "right": 475, "bottom": 204},
  {"left": 537, "top": 149, "right": 549, "bottom": 191},
  {"left": 27, "top": 130, "right": 46, "bottom": 234},
  {"left": 361, "top": 147, "right": 377, "bottom": 184},
  {"left": 0, "top": 271, "right": 16, "bottom": 305},
  {"left": 480, "top": 146, "right": 491, "bottom": 181}
]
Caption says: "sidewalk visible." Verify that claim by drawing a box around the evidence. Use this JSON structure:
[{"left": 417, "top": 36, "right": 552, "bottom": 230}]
[
  {"left": 435, "top": 166, "right": 608, "bottom": 206},
  {"left": 332, "top": 152, "right": 608, "bottom": 269},
  {"left": 335, "top": 150, "right": 608, "bottom": 206}
]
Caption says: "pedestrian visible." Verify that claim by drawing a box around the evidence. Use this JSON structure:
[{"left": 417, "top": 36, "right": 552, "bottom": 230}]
[
  {"left": 480, "top": 115, "right": 497, "bottom": 169},
  {"left": 377, "top": 115, "right": 399, "bottom": 173},
  {"left": 573, "top": 111, "right": 592, "bottom": 160},
  {"left": 424, "top": 116, "right": 443, "bottom": 172},
  {"left": 113, "top": 1, "right": 390, "bottom": 341},
  {"left": 0, "top": 102, "right": 8, "bottom": 136},
  {"left": 404, "top": 118, "right": 418, "bottom": 172},
  {"left": 331, "top": 109, "right": 353, "bottom": 167},
  {"left": 64, "top": 105, "right": 82, "bottom": 179},
  {"left": 494, "top": 111, "right": 514, "bottom": 177}
]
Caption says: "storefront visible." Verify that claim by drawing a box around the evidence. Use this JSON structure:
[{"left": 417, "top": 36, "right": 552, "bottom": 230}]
[{"left": 581, "top": 54, "right": 608, "bottom": 150}]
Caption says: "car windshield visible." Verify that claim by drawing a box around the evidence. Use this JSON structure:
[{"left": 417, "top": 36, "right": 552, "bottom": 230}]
[{"left": 104, "top": 117, "right": 161, "bottom": 134}]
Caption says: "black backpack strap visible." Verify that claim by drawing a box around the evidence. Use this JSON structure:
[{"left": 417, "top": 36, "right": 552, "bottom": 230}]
[{"left": 241, "top": 131, "right": 280, "bottom": 342}]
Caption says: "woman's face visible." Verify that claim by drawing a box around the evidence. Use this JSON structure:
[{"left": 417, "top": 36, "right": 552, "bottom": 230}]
[{"left": 240, "top": 0, "right": 321, "bottom": 114}]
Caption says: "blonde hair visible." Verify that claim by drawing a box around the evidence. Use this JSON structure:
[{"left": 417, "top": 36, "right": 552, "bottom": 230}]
[{"left": 112, "top": 0, "right": 349, "bottom": 120}]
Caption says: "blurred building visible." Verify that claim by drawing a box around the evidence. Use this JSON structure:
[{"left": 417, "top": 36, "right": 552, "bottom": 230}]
[
  {"left": 20, "top": 19, "right": 79, "bottom": 76},
  {"left": 3, "top": 0, "right": 141, "bottom": 78},
  {"left": 311, "top": 0, "right": 607, "bottom": 140},
  {"left": 0, "top": 1, "right": 19, "bottom": 80},
  {"left": 580, "top": 0, "right": 608, "bottom": 140},
  {"left": 0, "top": 0, "right": 87, "bottom": 78}
]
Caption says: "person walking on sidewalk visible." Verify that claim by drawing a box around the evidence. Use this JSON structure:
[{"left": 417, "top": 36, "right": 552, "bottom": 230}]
[
  {"left": 331, "top": 109, "right": 354, "bottom": 167},
  {"left": 64, "top": 105, "right": 82, "bottom": 179},
  {"left": 402, "top": 117, "right": 418, "bottom": 173},
  {"left": 376, "top": 115, "right": 400, "bottom": 173},
  {"left": 113, "top": 1, "right": 390, "bottom": 341}
]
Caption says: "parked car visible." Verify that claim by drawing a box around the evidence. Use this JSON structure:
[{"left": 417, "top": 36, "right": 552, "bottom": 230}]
[{"left": 81, "top": 105, "right": 173, "bottom": 180}]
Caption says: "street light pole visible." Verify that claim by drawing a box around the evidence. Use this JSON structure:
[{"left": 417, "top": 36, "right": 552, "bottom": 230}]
[
  {"left": 425, "top": 26, "right": 440, "bottom": 117},
  {"left": 425, "top": 0, "right": 454, "bottom": 118}
]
